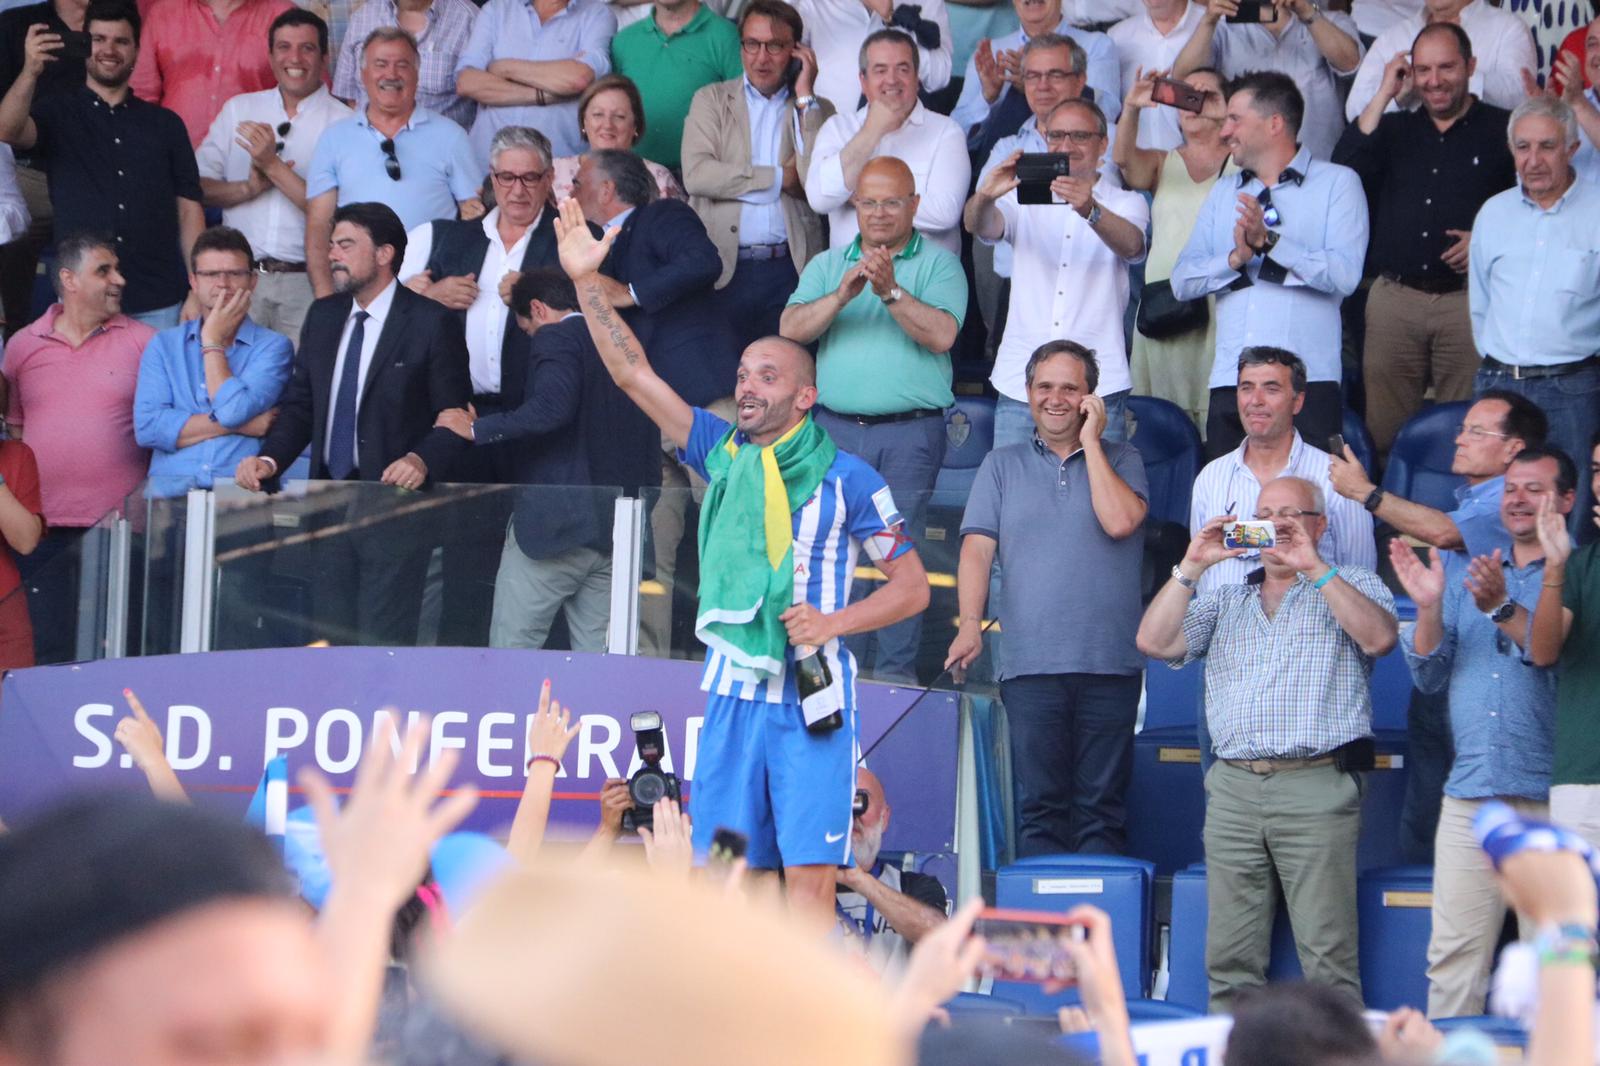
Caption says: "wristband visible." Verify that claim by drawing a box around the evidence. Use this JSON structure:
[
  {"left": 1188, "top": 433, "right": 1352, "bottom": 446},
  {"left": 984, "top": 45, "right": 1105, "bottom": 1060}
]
[
  {"left": 1170, "top": 564, "right": 1198, "bottom": 591},
  {"left": 1313, "top": 567, "right": 1339, "bottom": 590},
  {"left": 526, "top": 752, "right": 561, "bottom": 771},
  {"left": 1534, "top": 922, "right": 1599, "bottom": 968}
]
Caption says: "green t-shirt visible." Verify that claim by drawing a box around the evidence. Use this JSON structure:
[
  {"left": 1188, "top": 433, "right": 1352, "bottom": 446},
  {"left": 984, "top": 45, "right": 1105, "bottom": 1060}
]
[
  {"left": 610, "top": 5, "right": 742, "bottom": 171},
  {"left": 786, "top": 232, "right": 967, "bottom": 416},
  {"left": 1553, "top": 540, "right": 1600, "bottom": 785}
]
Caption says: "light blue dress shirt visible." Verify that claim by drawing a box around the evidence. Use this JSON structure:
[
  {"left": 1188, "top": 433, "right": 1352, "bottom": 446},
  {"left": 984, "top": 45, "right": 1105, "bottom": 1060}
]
[
  {"left": 1401, "top": 549, "right": 1556, "bottom": 802},
  {"left": 1449, "top": 475, "right": 1513, "bottom": 559},
  {"left": 1170, "top": 144, "right": 1368, "bottom": 389},
  {"left": 133, "top": 318, "right": 294, "bottom": 496},
  {"left": 948, "top": 17, "right": 1122, "bottom": 133},
  {"left": 306, "top": 106, "right": 484, "bottom": 231},
  {"left": 1468, "top": 175, "right": 1600, "bottom": 367},
  {"left": 455, "top": 0, "right": 616, "bottom": 164},
  {"left": 737, "top": 77, "right": 789, "bottom": 246}
]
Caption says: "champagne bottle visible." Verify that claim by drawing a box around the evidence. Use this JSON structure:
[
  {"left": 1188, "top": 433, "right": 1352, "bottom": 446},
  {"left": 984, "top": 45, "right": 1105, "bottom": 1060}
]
[{"left": 795, "top": 644, "right": 842, "bottom": 733}]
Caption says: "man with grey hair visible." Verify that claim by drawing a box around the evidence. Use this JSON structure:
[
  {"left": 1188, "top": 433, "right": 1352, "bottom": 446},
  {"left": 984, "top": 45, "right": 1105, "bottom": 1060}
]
[
  {"left": 1469, "top": 95, "right": 1600, "bottom": 537},
  {"left": 946, "top": 340, "right": 1149, "bottom": 856},
  {"left": 305, "top": 26, "right": 483, "bottom": 298},
  {"left": 395, "top": 125, "right": 565, "bottom": 645},
  {"left": 805, "top": 29, "right": 969, "bottom": 254},
  {"left": 1137, "top": 473, "right": 1398, "bottom": 1010}
]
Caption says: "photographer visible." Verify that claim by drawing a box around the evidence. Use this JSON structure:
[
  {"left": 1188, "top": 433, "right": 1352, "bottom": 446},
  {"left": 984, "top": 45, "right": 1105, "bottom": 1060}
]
[
  {"left": 834, "top": 767, "right": 947, "bottom": 968},
  {"left": 1136, "top": 475, "right": 1398, "bottom": 1010}
]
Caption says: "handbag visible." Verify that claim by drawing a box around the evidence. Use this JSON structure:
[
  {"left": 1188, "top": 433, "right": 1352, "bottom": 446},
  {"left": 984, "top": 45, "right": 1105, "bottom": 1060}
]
[{"left": 1136, "top": 279, "right": 1208, "bottom": 340}]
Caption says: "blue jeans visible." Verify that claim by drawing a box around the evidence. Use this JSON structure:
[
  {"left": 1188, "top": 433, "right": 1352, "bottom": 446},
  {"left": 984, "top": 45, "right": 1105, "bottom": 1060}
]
[
  {"left": 1001, "top": 671, "right": 1141, "bottom": 856},
  {"left": 130, "top": 303, "right": 182, "bottom": 330},
  {"left": 993, "top": 389, "right": 1131, "bottom": 451},
  {"left": 814, "top": 408, "right": 945, "bottom": 684},
  {"left": 1476, "top": 361, "right": 1600, "bottom": 541}
]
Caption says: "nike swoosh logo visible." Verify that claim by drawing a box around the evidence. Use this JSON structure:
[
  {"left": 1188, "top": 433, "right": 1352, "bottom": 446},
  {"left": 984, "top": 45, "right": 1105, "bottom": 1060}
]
[{"left": 825, "top": 831, "right": 846, "bottom": 843}]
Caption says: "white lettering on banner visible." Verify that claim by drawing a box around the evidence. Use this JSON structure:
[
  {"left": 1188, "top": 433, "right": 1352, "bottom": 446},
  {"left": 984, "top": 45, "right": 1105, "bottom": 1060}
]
[
  {"left": 372, "top": 709, "right": 425, "bottom": 771},
  {"left": 478, "top": 712, "right": 518, "bottom": 778},
  {"left": 72, "top": 703, "right": 115, "bottom": 767},
  {"left": 577, "top": 714, "right": 623, "bottom": 780},
  {"left": 166, "top": 706, "right": 212, "bottom": 770},
  {"left": 315, "top": 709, "right": 363, "bottom": 774},
  {"left": 684, "top": 716, "right": 704, "bottom": 780},
  {"left": 1129, "top": 1016, "right": 1232, "bottom": 1066},
  {"left": 430, "top": 711, "right": 470, "bottom": 767},
  {"left": 265, "top": 706, "right": 309, "bottom": 761}
]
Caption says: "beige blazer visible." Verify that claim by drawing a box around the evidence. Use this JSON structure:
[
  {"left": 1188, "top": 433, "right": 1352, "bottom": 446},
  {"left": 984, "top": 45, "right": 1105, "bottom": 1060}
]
[{"left": 681, "top": 77, "right": 835, "bottom": 289}]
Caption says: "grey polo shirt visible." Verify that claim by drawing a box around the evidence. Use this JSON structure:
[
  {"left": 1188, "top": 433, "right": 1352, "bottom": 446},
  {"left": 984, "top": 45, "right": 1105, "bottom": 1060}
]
[{"left": 961, "top": 434, "right": 1148, "bottom": 681}]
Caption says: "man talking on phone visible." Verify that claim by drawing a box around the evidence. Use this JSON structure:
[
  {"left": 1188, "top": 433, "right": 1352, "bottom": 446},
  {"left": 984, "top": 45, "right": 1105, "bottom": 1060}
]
[{"left": 682, "top": 0, "right": 834, "bottom": 355}]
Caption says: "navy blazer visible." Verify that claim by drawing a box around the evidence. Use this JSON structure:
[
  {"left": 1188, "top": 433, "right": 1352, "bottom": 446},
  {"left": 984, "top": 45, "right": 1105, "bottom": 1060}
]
[
  {"left": 602, "top": 198, "right": 737, "bottom": 406},
  {"left": 260, "top": 283, "right": 473, "bottom": 483}
]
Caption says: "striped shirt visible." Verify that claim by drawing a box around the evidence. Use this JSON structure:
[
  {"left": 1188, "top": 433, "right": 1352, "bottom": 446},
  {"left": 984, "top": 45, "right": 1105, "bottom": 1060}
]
[
  {"left": 1189, "top": 430, "right": 1376, "bottom": 593},
  {"left": 679, "top": 408, "right": 910, "bottom": 708},
  {"left": 1173, "top": 565, "right": 1396, "bottom": 760}
]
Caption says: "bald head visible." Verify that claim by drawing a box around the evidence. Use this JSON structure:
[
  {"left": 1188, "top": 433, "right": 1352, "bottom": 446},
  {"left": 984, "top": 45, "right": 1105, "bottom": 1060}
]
[
  {"left": 1259, "top": 476, "right": 1322, "bottom": 514},
  {"left": 854, "top": 156, "right": 920, "bottom": 250},
  {"left": 744, "top": 335, "right": 815, "bottom": 387},
  {"left": 856, "top": 766, "right": 886, "bottom": 813},
  {"left": 858, "top": 156, "right": 916, "bottom": 195}
]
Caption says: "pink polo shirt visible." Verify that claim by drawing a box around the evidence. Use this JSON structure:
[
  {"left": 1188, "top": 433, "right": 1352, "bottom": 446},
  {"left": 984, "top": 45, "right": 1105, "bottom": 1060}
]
[{"left": 3, "top": 306, "right": 154, "bottom": 527}]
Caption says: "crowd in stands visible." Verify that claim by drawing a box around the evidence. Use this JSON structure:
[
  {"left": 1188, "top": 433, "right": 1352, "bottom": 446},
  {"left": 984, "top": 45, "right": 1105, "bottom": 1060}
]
[{"left": 0, "top": 0, "right": 1596, "bottom": 1055}]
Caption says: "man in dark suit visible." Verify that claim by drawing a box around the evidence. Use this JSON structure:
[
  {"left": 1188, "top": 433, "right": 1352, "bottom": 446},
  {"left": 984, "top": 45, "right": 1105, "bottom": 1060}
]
[
  {"left": 435, "top": 268, "right": 659, "bottom": 651},
  {"left": 398, "top": 125, "right": 569, "bottom": 646},
  {"left": 570, "top": 146, "right": 737, "bottom": 656},
  {"left": 236, "top": 200, "right": 471, "bottom": 646}
]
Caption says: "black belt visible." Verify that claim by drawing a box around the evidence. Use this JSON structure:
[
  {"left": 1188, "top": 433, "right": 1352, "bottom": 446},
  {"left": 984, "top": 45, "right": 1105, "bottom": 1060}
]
[
  {"left": 258, "top": 257, "right": 308, "bottom": 274},
  {"left": 1379, "top": 271, "right": 1463, "bottom": 295},
  {"left": 737, "top": 243, "right": 790, "bottom": 261},
  {"left": 824, "top": 407, "right": 943, "bottom": 426},
  {"left": 1482, "top": 353, "right": 1600, "bottom": 380}
]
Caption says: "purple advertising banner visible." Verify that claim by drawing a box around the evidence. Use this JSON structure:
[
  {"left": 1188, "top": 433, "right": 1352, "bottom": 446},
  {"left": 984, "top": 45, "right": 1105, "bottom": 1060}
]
[{"left": 0, "top": 648, "right": 959, "bottom": 856}]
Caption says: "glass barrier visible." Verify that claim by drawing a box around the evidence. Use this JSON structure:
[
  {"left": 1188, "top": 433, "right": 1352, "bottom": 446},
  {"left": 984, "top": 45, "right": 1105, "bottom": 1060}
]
[
  {"left": 10, "top": 505, "right": 122, "bottom": 666},
  {"left": 184, "top": 481, "right": 626, "bottom": 653}
]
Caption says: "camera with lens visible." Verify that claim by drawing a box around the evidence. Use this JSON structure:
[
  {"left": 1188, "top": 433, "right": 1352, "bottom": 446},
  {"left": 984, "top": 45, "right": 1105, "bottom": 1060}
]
[{"left": 621, "top": 710, "right": 680, "bottom": 833}]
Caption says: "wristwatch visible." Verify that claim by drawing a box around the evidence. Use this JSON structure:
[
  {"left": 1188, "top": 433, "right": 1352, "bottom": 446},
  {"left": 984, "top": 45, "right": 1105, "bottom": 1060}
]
[
  {"left": 881, "top": 286, "right": 903, "bottom": 305},
  {"left": 1260, "top": 229, "right": 1280, "bottom": 255},
  {"left": 1363, "top": 487, "right": 1385, "bottom": 513},
  {"left": 1299, "top": 1, "right": 1321, "bottom": 23},
  {"left": 795, "top": 94, "right": 817, "bottom": 110},
  {"left": 1170, "top": 564, "right": 1198, "bottom": 591},
  {"left": 1085, "top": 201, "right": 1103, "bottom": 226},
  {"left": 1486, "top": 600, "right": 1516, "bottom": 624}
]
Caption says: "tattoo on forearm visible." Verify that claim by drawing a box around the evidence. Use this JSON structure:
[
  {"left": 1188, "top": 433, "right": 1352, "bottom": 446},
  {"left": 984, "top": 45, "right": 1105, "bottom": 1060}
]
[{"left": 582, "top": 284, "right": 641, "bottom": 367}]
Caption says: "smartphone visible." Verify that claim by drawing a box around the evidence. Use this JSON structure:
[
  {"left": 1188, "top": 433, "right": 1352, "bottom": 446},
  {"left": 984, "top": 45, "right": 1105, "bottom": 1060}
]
[
  {"left": 783, "top": 57, "right": 803, "bottom": 90},
  {"left": 1223, "top": 520, "right": 1277, "bottom": 551},
  {"left": 973, "top": 908, "right": 1088, "bottom": 985},
  {"left": 1328, "top": 433, "right": 1346, "bottom": 456},
  {"left": 1227, "top": 0, "right": 1279, "bottom": 22},
  {"left": 709, "top": 826, "right": 748, "bottom": 865},
  {"left": 1151, "top": 76, "right": 1207, "bottom": 114},
  {"left": 1015, "top": 152, "right": 1070, "bottom": 206}
]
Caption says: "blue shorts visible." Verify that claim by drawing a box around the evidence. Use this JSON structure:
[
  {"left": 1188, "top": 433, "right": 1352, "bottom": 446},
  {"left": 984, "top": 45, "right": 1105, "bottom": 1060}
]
[{"left": 689, "top": 692, "right": 857, "bottom": 870}]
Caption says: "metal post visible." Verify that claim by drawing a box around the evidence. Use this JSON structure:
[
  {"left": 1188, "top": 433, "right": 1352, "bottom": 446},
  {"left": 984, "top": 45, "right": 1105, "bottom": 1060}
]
[
  {"left": 606, "top": 496, "right": 645, "bottom": 655},
  {"left": 103, "top": 517, "right": 132, "bottom": 659},
  {"left": 954, "top": 695, "right": 983, "bottom": 909},
  {"left": 179, "top": 489, "right": 217, "bottom": 654}
]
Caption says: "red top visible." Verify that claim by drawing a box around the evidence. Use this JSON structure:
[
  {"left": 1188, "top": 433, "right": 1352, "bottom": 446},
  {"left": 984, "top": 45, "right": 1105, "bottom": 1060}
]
[
  {"left": 131, "top": 0, "right": 295, "bottom": 147},
  {"left": 0, "top": 440, "right": 42, "bottom": 603}
]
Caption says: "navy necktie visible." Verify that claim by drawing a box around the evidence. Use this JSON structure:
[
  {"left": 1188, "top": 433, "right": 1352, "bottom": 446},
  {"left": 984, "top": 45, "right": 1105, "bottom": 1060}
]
[{"left": 326, "top": 310, "right": 368, "bottom": 480}]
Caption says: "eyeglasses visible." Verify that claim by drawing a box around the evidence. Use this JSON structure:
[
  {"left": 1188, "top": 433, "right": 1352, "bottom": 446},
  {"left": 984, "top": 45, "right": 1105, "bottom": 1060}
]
[
  {"left": 194, "top": 268, "right": 254, "bottom": 282},
  {"left": 274, "top": 119, "right": 291, "bottom": 154},
  {"left": 1456, "top": 423, "right": 1511, "bottom": 440},
  {"left": 1021, "top": 68, "right": 1077, "bottom": 84},
  {"left": 1256, "top": 186, "right": 1281, "bottom": 227},
  {"left": 379, "top": 137, "right": 402, "bottom": 181},
  {"left": 1252, "top": 508, "right": 1322, "bottom": 520},
  {"left": 854, "top": 197, "right": 909, "bottom": 212},
  {"left": 1043, "top": 129, "right": 1100, "bottom": 145},
  {"left": 740, "top": 37, "right": 793, "bottom": 55},
  {"left": 491, "top": 169, "right": 548, "bottom": 188}
]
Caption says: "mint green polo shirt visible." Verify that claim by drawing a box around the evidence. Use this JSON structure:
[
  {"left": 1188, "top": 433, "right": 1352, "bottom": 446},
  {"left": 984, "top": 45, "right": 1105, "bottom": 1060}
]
[
  {"left": 787, "top": 231, "right": 967, "bottom": 416},
  {"left": 610, "top": 4, "right": 743, "bottom": 170}
]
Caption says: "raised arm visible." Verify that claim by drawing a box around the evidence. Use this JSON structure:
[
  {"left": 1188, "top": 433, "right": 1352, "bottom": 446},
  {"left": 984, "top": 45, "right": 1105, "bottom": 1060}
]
[
  {"left": 1326, "top": 446, "right": 1465, "bottom": 549},
  {"left": 505, "top": 680, "right": 581, "bottom": 867},
  {"left": 0, "top": 26, "right": 55, "bottom": 149},
  {"left": 554, "top": 199, "right": 694, "bottom": 450},
  {"left": 1113, "top": 68, "right": 1167, "bottom": 192},
  {"left": 1172, "top": 0, "right": 1225, "bottom": 78},
  {"left": 1529, "top": 493, "right": 1576, "bottom": 667}
]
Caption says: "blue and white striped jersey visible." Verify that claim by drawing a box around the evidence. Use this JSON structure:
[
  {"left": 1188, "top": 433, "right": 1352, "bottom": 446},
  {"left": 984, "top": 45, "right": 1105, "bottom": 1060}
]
[{"left": 679, "top": 409, "right": 911, "bottom": 708}]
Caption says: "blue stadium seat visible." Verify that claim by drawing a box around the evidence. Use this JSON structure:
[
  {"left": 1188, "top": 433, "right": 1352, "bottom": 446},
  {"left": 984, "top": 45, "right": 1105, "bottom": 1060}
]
[
  {"left": 1127, "top": 395, "right": 1204, "bottom": 528},
  {"left": 943, "top": 992, "right": 1025, "bottom": 1018},
  {"left": 1368, "top": 645, "right": 1413, "bottom": 735},
  {"left": 1357, "top": 865, "right": 1434, "bottom": 1010},
  {"left": 1341, "top": 407, "right": 1376, "bottom": 476},
  {"left": 994, "top": 855, "right": 1156, "bottom": 1011},
  {"left": 933, "top": 395, "right": 996, "bottom": 499},
  {"left": 1126, "top": 726, "right": 1205, "bottom": 874},
  {"left": 1382, "top": 402, "right": 1472, "bottom": 515},
  {"left": 1126, "top": 999, "right": 1206, "bottom": 1021},
  {"left": 1143, "top": 656, "right": 1202, "bottom": 733},
  {"left": 1166, "top": 862, "right": 1303, "bottom": 1013}
]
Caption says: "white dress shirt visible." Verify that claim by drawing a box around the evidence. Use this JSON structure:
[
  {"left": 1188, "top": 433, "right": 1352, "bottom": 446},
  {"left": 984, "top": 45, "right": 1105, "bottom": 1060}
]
[
  {"left": 0, "top": 144, "right": 28, "bottom": 245},
  {"left": 977, "top": 116, "right": 1122, "bottom": 278},
  {"left": 1107, "top": 2, "right": 1208, "bottom": 151},
  {"left": 793, "top": 0, "right": 954, "bottom": 117},
  {"left": 806, "top": 101, "right": 971, "bottom": 254},
  {"left": 195, "top": 86, "right": 354, "bottom": 263},
  {"left": 984, "top": 176, "right": 1150, "bottom": 401},
  {"left": 1188, "top": 430, "right": 1377, "bottom": 592},
  {"left": 325, "top": 279, "right": 399, "bottom": 469},
  {"left": 398, "top": 208, "right": 536, "bottom": 394},
  {"left": 1345, "top": 1, "right": 1535, "bottom": 121},
  {"left": 738, "top": 77, "right": 791, "bottom": 246},
  {"left": 1350, "top": 0, "right": 1423, "bottom": 38}
]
